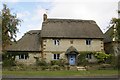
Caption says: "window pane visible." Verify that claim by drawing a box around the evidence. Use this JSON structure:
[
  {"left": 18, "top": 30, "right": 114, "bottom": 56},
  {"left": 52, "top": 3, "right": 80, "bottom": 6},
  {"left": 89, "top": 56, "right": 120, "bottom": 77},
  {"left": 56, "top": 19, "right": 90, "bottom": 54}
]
[
  {"left": 86, "top": 39, "right": 91, "bottom": 45},
  {"left": 53, "top": 39, "right": 60, "bottom": 45},
  {"left": 25, "top": 55, "right": 27, "bottom": 59},
  {"left": 54, "top": 54, "right": 56, "bottom": 59},
  {"left": 89, "top": 54, "right": 92, "bottom": 59},
  {"left": 57, "top": 54, "right": 60, "bottom": 59}
]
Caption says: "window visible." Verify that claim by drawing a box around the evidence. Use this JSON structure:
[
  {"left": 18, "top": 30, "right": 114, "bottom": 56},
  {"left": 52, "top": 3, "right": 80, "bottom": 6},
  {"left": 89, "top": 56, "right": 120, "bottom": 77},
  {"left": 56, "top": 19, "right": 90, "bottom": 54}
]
[
  {"left": 53, "top": 54, "right": 60, "bottom": 60},
  {"left": 86, "top": 54, "right": 92, "bottom": 59},
  {"left": 53, "top": 39, "right": 60, "bottom": 45},
  {"left": 19, "top": 54, "right": 28, "bottom": 59},
  {"left": 86, "top": 39, "right": 92, "bottom": 45}
]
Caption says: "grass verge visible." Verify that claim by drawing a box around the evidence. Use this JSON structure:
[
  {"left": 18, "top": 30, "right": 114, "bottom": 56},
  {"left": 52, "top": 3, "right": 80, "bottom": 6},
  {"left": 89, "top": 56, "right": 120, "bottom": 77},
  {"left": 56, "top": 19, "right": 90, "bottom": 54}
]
[{"left": 2, "top": 70, "right": 119, "bottom": 77}]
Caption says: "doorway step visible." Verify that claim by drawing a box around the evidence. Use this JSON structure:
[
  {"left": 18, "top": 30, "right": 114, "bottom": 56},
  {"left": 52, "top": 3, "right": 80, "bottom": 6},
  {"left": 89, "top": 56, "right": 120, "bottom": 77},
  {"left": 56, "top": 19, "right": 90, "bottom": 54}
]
[{"left": 76, "top": 66, "right": 86, "bottom": 71}]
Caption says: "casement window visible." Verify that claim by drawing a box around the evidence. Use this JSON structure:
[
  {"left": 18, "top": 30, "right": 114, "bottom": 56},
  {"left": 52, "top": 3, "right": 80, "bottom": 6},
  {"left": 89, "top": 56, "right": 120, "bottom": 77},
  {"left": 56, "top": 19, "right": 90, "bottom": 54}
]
[
  {"left": 86, "top": 54, "right": 92, "bottom": 59},
  {"left": 86, "top": 39, "right": 92, "bottom": 45},
  {"left": 53, "top": 54, "right": 60, "bottom": 60},
  {"left": 53, "top": 39, "right": 60, "bottom": 45},
  {"left": 19, "top": 54, "right": 28, "bottom": 59}
]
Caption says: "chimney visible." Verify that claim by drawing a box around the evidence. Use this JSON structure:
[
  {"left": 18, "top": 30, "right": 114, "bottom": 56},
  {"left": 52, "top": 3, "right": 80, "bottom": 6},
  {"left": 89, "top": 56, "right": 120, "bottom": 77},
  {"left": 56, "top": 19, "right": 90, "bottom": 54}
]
[{"left": 43, "top": 14, "right": 47, "bottom": 22}]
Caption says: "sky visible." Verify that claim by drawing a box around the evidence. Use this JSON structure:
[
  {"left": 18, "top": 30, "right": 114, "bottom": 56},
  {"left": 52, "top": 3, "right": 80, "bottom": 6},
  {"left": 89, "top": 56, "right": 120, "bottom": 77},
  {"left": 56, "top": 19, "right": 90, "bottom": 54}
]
[{"left": 0, "top": 0, "right": 119, "bottom": 40}]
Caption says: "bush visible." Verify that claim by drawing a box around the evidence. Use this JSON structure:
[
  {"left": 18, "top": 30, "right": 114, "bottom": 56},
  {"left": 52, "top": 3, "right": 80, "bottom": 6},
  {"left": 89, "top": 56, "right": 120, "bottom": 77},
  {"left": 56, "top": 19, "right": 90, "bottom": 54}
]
[
  {"left": 2, "top": 59, "right": 16, "bottom": 67},
  {"left": 50, "top": 65, "right": 60, "bottom": 71},
  {"left": 51, "top": 59, "right": 66, "bottom": 66},
  {"left": 51, "top": 60, "right": 60, "bottom": 65},
  {"left": 2, "top": 52, "right": 16, "bottom": 67},
  {"left": 34, "top": 57, "right": 48, "bottom": 66},
  {"left": 77, "top": 52, "right": 90, "bottom": 66},
  {"left": 40, "top": 66, "right": 49, "bottom": 70},
  {"left": 37, "top": 60, "right": 47, "bottom": 66},
  {"left": 94, "top": 52, "right": 111, "bottom": 63},
  {"left": 110, "top": 54, "right": 120, "bottom": 69}
]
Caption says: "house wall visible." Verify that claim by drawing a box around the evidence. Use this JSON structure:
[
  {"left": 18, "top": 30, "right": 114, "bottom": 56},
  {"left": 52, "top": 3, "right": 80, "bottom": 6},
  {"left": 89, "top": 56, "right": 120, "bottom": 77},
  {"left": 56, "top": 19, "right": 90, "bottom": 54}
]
[
  {"left": 42, "top": 39, "right": 103, "bottom": 62},
  {"left": 15, "top": 52, "right": 41, "bottom": 65}
]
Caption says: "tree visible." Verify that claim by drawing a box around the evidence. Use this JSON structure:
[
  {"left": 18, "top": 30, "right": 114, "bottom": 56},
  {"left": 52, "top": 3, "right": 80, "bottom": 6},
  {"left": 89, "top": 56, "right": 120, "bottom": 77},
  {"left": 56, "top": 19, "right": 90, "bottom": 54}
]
[
  {"left": 2, "top": 4, "right": 21, "bottom": 50},
  {"left": 110, "top": 18, "right": 120, "bottom": 40}
]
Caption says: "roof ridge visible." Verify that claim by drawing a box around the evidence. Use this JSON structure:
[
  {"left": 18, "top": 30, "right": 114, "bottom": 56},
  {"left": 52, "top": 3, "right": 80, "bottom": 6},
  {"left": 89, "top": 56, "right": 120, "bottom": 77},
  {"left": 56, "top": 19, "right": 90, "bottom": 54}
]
[{"left": 46, "top": 18, "right": 96, "bottom": 24}]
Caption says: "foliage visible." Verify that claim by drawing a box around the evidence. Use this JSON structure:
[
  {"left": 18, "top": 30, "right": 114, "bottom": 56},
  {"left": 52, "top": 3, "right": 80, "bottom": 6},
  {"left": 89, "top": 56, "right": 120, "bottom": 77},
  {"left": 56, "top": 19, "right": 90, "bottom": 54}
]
[
  {"left": 50, "top": 59, "right": 66, "bottom": 66},
  {"left": 51, "top": 65, "right": 60, "bottom": 71},
  {"left": 34, "top": 57, "right": 48, "bottom": 66},
  {"left": 110, "top": 18, "right": 120, "bottom": 40},
  {"left": 77, "top": 51, "right": 91, "bottom": 66},
  {"left": 2, "top": 52, "right": 16, "bottom": 67},
  {"left": 2, "top": 59, "right": 16, "bottom": 67},
  {"left": 51, "top": 60, "right": 60, "bottom": 65},
  {"left": 110, "top": 54, "right": 120, "bottom": 69},
  {"left": 77, "top": 51, "right": 111, "bottom": 65},
  {"left": 94, "top": 52, "right": 111, "bottom": 63},
  {"left": 40, "top": 66, "right": 49, "bottom": 71},
  {"left": 2, "top": 4, "right": 22, "bottom": 49}
]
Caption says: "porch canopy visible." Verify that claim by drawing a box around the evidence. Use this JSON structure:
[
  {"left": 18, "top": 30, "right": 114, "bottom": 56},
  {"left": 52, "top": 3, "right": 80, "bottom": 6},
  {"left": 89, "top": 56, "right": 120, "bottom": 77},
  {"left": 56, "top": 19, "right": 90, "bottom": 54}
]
[{"left": 65, "top": 46, "right": 79, "bottom": 55}]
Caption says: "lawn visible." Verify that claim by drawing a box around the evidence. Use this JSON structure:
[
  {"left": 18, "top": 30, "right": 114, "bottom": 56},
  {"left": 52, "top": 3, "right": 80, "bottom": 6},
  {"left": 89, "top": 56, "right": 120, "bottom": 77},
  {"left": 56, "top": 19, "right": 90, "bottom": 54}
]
[{"left": 2, "top": 70, "right": 118, "bottom": 77}]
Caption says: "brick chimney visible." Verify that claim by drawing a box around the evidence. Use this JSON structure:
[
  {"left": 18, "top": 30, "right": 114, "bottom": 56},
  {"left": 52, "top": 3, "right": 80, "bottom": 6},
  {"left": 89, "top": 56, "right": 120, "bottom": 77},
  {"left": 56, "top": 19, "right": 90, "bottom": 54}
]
[{"left": 43, "top": 14, "right": 47, "bottom": 22}]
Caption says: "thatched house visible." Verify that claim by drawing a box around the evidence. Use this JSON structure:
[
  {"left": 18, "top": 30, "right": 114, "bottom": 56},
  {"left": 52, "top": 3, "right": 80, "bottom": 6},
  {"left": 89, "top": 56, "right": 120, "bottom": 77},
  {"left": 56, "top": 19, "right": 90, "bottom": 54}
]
[
  {"left": 104, "top": 27, "right": 120, "bottom": 56},
  {"left": 6, "top": 14, "right": 104, "bottom": 65},
  {"left": 6, "top": 30, "right": 41, "bottom": 65}
]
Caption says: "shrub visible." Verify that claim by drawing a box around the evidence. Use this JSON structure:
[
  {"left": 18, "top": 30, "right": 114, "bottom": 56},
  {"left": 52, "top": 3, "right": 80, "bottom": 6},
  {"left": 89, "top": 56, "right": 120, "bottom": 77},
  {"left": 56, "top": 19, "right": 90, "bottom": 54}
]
[
  {"left": 40, "top": 66, "right": 49, "bottom": 70},
  {"left": 51, "top": 59, "right": 66, "bottom": 66},
  {"left": 77, "top": 52, "right": 90, "bottom": 66},
  {"left": 2, "top": 52, "right": 16, "bottom": 67},
  {"left": 2, "top": 58, "right": 16, "bottom": 67},
  {"left": 110, "top": 54, "right": 120, "bottom": 69},
  {"left": 94, "top": 52, "right": 111, "bottom": 63},
  {"left": 51, "top": 60, "right": 59, "bottom": 65},
  {"left": 34, "top": 57, "right": 48, "bottom": 66},
  {"left": 51, "top": 65, "right": 60, "bottom": 71},
  {"left": 37, "top": 60, "right": 47, "bottom": 66}
]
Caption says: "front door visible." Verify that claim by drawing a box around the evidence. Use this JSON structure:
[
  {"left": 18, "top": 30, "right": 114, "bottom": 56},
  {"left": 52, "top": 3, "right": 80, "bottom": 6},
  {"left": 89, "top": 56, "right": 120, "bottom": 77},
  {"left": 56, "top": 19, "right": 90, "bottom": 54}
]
[{"left": 69, "top": 54, "right": 75, "bottom": 65}]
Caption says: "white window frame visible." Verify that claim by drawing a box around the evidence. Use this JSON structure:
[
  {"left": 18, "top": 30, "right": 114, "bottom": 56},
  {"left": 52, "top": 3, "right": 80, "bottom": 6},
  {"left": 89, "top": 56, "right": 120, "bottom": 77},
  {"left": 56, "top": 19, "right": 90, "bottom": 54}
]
[
  {"left": 19, "top": 54, "right": 27, "bottom": 60},
  {"left": 53, "top": 39, "right": 60, "bottom": 45},
  {"left": 86, "top": 39, "right": 92, "bottom": 45},
  {"left": 53, "top": 54, "right": 60, "bottom": 60}
]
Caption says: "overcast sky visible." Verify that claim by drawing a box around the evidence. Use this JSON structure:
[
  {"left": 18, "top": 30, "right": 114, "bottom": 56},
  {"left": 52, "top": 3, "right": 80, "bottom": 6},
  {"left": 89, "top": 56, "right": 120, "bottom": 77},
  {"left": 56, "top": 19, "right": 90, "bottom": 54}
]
[{"left": 0, "top": 0, "right": 119, "bottom": 40}]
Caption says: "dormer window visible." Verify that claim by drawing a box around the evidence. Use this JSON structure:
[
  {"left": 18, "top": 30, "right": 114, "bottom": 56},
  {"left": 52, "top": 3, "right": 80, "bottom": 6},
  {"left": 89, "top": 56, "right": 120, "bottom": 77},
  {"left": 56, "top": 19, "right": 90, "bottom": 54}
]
[
  {"left": 86, "top": 39, "right": 92, "bottom": 45},
  {"left": 53, "top": 39, "right": 60, "bottom": 45}
]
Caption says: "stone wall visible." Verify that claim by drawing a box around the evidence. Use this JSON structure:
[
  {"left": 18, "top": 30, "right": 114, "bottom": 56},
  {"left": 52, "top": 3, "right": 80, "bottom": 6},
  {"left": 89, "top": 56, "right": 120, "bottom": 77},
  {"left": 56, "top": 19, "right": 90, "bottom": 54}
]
[
  {"left": 42, "top": 39, "right": 103, "bottom": 62},
  {"left": 43, "top": 39, "right": 103, "bottom": 52},
  {"left": 15, "top": 52, "right": 41, "bottom": 65}
]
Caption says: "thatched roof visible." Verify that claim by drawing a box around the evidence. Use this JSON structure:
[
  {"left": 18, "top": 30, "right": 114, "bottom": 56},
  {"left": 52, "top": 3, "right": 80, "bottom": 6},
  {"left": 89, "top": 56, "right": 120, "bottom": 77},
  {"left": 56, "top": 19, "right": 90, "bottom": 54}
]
[
  {"left": 6, "top": 30, "right": 41, "bottom": 52},
  {"left": 104, "top": 27, "right": 113, "bottom": 43},
  {"left": 65, "top": 46, "right": 79, "bottom": 54},
  {"left": 41, "top": 19, "right": 104, "bottom": 39}
]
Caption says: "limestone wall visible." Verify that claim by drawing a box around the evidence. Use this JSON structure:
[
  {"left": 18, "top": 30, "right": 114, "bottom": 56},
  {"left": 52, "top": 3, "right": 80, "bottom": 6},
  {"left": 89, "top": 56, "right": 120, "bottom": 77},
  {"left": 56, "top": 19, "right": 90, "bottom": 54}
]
[
  {"left": 43, "top": 39, "right": 103, "bottom": 52},
  {"left": 42, "top": 39, "right": 103, "bottom": 62},
  {"left": 15, "top": 52, "right": 41, "bottom": 65}
]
